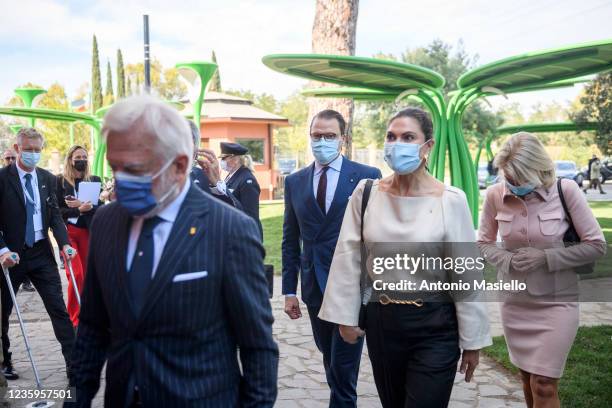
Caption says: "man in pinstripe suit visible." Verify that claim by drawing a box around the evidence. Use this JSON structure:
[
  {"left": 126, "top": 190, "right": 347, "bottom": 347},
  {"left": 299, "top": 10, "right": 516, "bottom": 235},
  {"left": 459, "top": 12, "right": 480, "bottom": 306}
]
[{"left": 70, "top": 96, "right": 278, "bottom": 407}]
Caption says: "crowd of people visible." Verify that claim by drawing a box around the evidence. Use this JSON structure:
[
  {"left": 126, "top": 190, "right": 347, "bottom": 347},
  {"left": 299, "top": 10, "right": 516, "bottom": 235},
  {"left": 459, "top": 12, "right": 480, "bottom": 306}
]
[{"left": 0, "top": 94, "right": 606, "bottom": 408}]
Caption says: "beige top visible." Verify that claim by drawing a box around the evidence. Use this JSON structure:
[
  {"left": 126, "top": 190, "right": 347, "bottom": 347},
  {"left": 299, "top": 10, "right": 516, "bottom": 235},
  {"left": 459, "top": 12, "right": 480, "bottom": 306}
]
[{"left": 319, "top": 179, "right": 492, "bottom": 350}]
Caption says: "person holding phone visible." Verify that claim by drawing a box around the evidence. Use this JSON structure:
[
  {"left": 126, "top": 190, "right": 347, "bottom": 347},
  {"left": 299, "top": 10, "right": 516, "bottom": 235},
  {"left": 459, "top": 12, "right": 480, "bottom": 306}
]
[{"left": 56, "top": 145, "right": 101, "bottom": 328}]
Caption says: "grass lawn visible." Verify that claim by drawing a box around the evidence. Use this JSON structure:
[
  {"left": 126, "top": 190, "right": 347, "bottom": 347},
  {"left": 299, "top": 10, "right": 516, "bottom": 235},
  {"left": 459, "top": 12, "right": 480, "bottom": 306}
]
[{"left": 483, "top": 326, "right": 612, "bottom": 408}]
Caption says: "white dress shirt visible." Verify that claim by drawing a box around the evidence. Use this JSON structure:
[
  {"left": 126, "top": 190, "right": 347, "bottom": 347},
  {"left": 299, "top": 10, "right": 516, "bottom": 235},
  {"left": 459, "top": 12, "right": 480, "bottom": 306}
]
[
  {"left": 16, "top": 165, "right": 44, "bottom": 242},
  {"left": 312, "top": 154, "right": 343, "bottom": 213},
  {"left": 126, "top": 179, "right": 190, "bottom": 277}
]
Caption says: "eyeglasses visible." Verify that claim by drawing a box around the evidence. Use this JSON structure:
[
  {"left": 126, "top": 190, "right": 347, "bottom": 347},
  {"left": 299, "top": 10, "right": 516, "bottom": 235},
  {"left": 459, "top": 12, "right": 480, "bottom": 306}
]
[
  {"left": 3, "top": 157, "right": 16, "bottom": 162},
  {"left": 310, "top": 133, "right": 339, "bottom": 142}
]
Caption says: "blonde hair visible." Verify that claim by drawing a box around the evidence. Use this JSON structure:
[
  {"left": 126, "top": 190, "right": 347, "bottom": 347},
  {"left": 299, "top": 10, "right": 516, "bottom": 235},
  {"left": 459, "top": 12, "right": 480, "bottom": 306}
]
[
  {"left": 62, "top": 145, "right": 91, "bottom": 187},
  {"left": 494, "top": 132, "right": 555, "bottom": 188},
  {"left": 239, "top": 154, "right": 255, "bottom": 172}
]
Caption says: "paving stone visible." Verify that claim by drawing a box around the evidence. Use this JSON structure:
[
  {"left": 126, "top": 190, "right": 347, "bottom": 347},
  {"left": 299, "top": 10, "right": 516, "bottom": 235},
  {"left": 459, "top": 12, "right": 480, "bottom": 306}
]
[{"left": 479, "top": 384, "right": 508, "bottom": 397}]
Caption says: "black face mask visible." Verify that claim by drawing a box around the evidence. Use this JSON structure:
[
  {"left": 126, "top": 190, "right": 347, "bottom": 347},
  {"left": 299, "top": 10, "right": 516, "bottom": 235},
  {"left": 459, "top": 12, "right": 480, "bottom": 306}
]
[{"left": 74, "top": 160, "right": 88, "bottom": 172}]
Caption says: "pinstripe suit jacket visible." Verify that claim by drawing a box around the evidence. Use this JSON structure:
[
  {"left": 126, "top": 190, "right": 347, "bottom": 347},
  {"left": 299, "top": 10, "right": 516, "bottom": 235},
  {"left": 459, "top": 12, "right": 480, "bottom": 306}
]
[{"left": 71, "top": 184, "right": 278, "bottom": 407}]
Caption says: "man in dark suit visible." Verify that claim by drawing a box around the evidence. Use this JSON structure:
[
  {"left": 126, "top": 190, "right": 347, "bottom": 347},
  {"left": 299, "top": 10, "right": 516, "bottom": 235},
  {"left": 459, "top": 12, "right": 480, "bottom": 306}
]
[
  {"left": 71, "top": 95, "right": 278, "bottom": 407},
  {"left": 0, "top": 128, "right": 76, "bottom": 380},
  {"left": 282, "top": 110, "right": 382, "bottom": 407}
]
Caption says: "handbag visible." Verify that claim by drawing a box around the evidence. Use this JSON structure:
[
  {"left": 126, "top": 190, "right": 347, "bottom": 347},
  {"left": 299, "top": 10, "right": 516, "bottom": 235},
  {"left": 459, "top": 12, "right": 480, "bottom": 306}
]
[
  {"left": 358, "top": 179, "right": 374, "bottom": 330},
  {"left": 556, "top": 178, "right": 594, "bottom": 275}
]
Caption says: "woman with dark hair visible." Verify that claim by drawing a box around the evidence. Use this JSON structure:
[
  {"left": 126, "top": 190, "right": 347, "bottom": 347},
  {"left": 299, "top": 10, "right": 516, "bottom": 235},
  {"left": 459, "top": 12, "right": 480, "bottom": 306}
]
[
  {"left": 56, "top": 145, "right": 101, "bottom": 327},
  {"left": 319, "top": 107, "right": 491, "bottom": 407}
]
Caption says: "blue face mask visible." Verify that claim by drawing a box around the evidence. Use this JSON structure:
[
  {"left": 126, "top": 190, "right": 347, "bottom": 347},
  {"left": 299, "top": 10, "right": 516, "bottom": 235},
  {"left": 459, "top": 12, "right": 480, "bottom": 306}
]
[
  {"left": 311, "top": 139, "right": 340, "bottom": 165},
  {"left": 115, "top": 160, "right": 175, "bottom": 216},
  {"left": 21, "top": 152, "right": 41, "bottom": 168},
  {"left": 506, "top": 181, "right": 536, "bottom": 197},
  {"left": 384, "top": 141, "right": 430, "bottom": 175}
]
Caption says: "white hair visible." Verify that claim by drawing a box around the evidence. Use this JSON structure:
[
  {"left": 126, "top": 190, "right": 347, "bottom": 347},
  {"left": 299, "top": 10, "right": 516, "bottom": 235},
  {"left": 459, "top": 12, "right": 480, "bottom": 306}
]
[{"left": 102, "top": 95, "right": 193, "bottom": 168}]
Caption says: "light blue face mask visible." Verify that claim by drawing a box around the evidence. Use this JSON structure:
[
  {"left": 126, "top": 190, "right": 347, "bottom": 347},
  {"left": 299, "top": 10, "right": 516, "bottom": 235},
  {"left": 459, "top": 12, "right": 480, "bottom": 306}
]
[
  {"left": 384, "top": 140, "right": 430, "bottom": 175},
  {"left": 506, "top": 181, "right": 536, "bottom": 197},
  {"left": 311, "top": 139, "right": 340, "bottom": 165},
  {"left": 21, "top": 152, "right": 41, "bottom": 168}
]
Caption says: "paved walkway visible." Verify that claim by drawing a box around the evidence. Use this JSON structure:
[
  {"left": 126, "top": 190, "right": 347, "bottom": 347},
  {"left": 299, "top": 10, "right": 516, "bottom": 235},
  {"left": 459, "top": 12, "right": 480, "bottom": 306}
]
[{"left": 2, "top": 274, "right": 611, "bottom": 407}]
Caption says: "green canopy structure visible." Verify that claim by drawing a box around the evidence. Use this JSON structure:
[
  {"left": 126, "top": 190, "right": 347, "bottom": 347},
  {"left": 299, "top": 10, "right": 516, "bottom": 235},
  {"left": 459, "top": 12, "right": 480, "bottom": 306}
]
[
  {"left": 496, "top": 121, "right": 599, "bottom": 135},
  {"left": 263, "top": 39, "right": 612, "bottom": 225}
]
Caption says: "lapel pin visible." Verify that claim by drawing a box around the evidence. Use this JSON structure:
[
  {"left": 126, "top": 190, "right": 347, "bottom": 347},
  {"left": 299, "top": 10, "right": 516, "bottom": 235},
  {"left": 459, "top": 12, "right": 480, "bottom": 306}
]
[
  {"left": 350, "top": 178, "right": 354, "bottom": 183},
  {"left": 190, "top": 227, "right": 197, "bottom": 235}
]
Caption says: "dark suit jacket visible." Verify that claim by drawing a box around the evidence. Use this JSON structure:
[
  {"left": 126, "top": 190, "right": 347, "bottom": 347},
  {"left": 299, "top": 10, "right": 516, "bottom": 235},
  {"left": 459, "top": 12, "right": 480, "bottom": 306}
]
[
  {"left": 56, "top": 175, "right": 102, "bottom": 230},
  {"left": 72, "top": 183, "right": 278, "bottom": 408},
  {"left": 226, "top": 166, "right": 262, "bottom": 236},
  {"left": 0, "top": 163, "right": 69, "bottom": 260},
  {"left": 282, "top": 157, "right": 382, "bottom": 306}
]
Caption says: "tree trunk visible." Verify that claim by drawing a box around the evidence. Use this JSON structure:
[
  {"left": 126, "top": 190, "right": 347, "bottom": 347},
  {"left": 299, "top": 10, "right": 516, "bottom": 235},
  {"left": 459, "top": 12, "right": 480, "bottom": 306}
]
[{"left": 308, "top": 0, "right": 359, "bottom": 159}]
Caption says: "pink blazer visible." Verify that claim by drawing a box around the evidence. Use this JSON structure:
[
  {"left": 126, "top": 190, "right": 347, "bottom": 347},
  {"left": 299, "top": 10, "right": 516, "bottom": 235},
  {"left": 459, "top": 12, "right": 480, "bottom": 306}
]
[{"left": 478, "top": 179, "right": 606, "bottom": 296}]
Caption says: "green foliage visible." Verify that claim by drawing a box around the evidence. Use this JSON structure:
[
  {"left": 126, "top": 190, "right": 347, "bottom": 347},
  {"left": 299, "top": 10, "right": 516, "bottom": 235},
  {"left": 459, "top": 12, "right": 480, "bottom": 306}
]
[
  {"left": 353, "top": 40, "right": 502, "bottom": 149},
  {"left": 572, "top": 72, "right": 612, "bottom": 156},
  {"left": 209, "top": 51, "right": 222, "bottom": 92},
  {"left": 116, "top": 49, "right": 126, "bottom": 99},
  {"left": 124, "top": 59, "right": 187, "bottom": 100},
  {"left": 104, "top": 60, "right": 114, "bottom": 106},
  {"left": 91, "top": 35, "right": 103, "bottom": 112}
]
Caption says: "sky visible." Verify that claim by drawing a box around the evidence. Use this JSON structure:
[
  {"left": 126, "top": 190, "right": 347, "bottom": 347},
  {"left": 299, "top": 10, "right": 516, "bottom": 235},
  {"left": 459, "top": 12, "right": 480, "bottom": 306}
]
[{"left": 1, "top": 0, "right": 611, "bottom": 114}]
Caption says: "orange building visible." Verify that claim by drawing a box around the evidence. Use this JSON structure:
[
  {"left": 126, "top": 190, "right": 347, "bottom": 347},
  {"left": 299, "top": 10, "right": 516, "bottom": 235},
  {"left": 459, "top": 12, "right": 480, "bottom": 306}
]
[{"left": 190, "top": 92, "right": 289, "bottom": 200}]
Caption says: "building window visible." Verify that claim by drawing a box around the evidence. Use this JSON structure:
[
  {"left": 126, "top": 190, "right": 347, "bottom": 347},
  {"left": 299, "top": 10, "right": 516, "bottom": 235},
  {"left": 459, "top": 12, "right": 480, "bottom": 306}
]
[{"left": 236, "top": 138, "right": 265, "bottom": 164}]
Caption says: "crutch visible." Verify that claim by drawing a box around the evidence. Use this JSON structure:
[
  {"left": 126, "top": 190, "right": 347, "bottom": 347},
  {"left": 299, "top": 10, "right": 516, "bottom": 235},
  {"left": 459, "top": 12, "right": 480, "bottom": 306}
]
[
  {"left": 64, "top": 248, "right": 80, "bottom": 306},
  {"left": 2, "top": 253, "right": 42, "bottom": 389}
]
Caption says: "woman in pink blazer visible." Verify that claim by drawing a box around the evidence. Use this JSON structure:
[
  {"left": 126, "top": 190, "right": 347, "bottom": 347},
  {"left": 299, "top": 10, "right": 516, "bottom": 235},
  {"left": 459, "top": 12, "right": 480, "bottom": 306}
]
[{"left": 478, "top": 132, "right": 606, "bottom": 408}]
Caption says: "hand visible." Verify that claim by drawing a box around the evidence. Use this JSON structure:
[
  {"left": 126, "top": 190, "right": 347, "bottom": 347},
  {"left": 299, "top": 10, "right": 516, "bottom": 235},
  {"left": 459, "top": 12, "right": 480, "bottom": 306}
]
[
  {"left": 65, "top": 198, "right": 82, "bottom": 208},
  {"left": 338, "top": 325, "right": 365, "bottom": 344},
  {"left": 63, "top": 245, "right": 77, "bottom": 260},
  {"left": 459, "top": 349, "right": 480, "bottom": 382},
  {"left": 78, "top": 201, "right": 93, "bottom": 213},
  {"left": 0, "top": 252, "right": 19, "bottom": 268},
  {"left": 284, "top": 296, "right": 302, "bottom": 319},
  {"left": 511, "top": 247, "right": 547, "bottom": 273},
  {"left": 196, "top": 149, "right": 221, "bottom": 185}
]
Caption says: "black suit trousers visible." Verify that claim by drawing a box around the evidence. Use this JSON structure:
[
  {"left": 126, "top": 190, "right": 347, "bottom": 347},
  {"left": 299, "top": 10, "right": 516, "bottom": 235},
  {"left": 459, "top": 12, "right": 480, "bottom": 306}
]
[{"left": 1, "top": 240, "right": 75, "bottom": 364}]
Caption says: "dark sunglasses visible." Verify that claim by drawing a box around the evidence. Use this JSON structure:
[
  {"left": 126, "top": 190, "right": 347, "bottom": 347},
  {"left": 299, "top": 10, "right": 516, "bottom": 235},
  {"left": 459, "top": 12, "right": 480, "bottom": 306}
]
[{"left": 3, "top": 157, "right": 16, "bottom": 161}]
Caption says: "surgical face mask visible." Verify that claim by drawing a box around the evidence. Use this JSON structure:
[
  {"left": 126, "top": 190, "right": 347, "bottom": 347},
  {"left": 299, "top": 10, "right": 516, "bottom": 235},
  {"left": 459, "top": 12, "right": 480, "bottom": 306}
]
[
  {"left": 384, "top": 140, "right": 430, "bottom": 175},
  {"left": 21, "top": 152, "right": 41, "bottom": 168},
  {"left": 74, "top": 160, "right": 87, "bottom": 172},
  {"left": 114, "top": 159, "right": 176, "bottom": 217},
  {"left": 506, "top": 180, "right": 536, "bottom": 197},
  {"left": 311, "top": 138, "right": 340, "bottom": 165},
  {"left": 220, "top": 159, "right": 230, "bottom": 172}
]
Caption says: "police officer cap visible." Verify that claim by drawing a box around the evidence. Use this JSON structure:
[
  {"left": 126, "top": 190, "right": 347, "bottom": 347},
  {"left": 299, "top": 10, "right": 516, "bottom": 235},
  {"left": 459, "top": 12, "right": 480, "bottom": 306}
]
[{"left": 220, "top": 142, "right": 248, "bottom": 156}]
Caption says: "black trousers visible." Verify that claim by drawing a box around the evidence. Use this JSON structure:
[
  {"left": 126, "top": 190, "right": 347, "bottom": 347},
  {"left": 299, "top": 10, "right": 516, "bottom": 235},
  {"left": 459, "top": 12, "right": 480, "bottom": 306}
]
[
  {"left": 1, "top": 240, "right": 75, "bottom": 365},
  {"left": 365, "top": 301, "right": 460, "bottom": 408}
]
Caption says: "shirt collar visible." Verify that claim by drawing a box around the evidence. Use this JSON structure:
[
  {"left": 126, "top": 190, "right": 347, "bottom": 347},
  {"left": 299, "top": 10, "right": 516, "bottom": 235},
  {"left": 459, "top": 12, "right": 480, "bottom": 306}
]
[
  {"left": 314, "top": 154, "right": 343, "bottom": 175},
  {"left": 16, "top": 163, "right": 36, "bottom": 180},
  {"left": 156, "top": 178, "right": 191, "bottom": 223}
]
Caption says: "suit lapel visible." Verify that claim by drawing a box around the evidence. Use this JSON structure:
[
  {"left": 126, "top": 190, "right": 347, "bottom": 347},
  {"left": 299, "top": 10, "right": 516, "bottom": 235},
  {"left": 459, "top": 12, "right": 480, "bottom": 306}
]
[
  {"left": 136, "top": 186, "right": 209, "bottom": 323},
  {"left": 36, "top": 168, "right": 48, "bottom": 223},
  {"left": 7, "top": 164, "right": 25, "bottom": 208},
  {"left": 114, "top": 207, "right": 136, "bottom": 318},
  {"left": 325, "top": 158, "right": 357, "bottom": 221}
]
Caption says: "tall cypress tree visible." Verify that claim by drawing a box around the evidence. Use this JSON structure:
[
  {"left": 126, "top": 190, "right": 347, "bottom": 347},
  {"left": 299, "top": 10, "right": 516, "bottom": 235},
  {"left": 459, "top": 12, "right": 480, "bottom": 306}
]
[
  {"left": 126, "top": 76, "right": 132, "bottom": 96},
  {"left": 91, "top": 35, "right": 103, "bottom": 112},
  {"left": 104, "top": 60, "right": 114, "bottom": 105},
  {"left": 116, "top": 49, "right": 126, "bottom": 99},
  {"left": 209, "top": 50, "right": 222, "bottom": 92}
]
